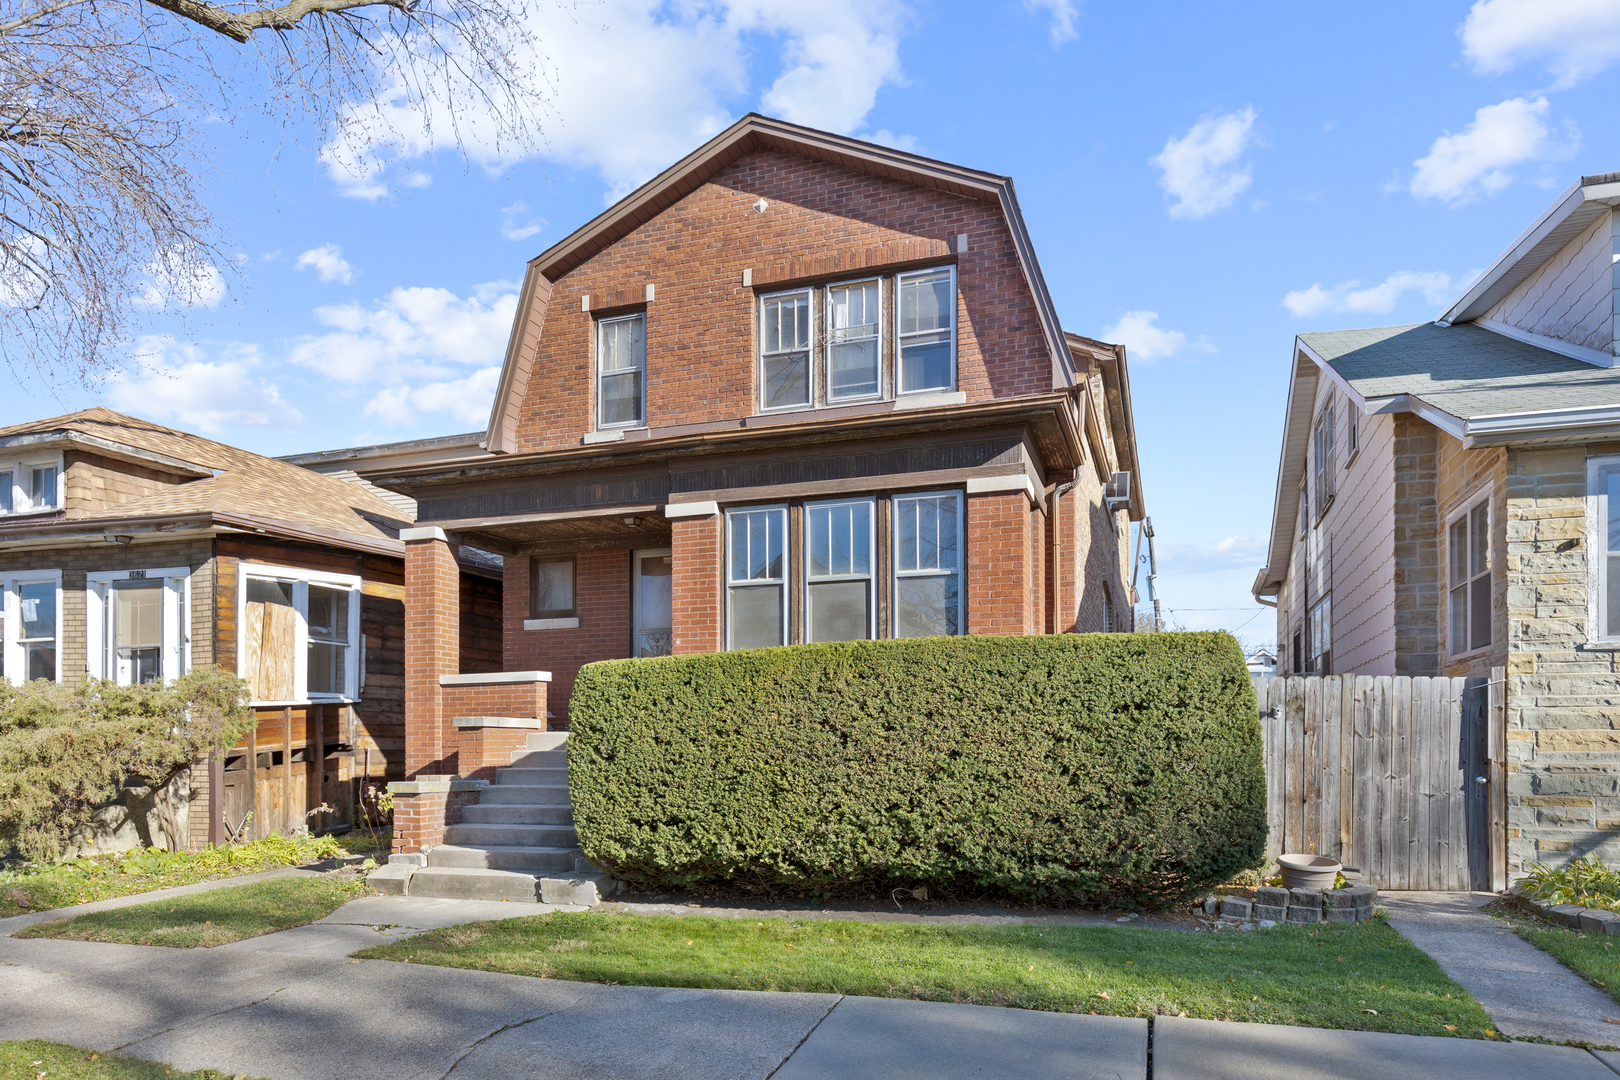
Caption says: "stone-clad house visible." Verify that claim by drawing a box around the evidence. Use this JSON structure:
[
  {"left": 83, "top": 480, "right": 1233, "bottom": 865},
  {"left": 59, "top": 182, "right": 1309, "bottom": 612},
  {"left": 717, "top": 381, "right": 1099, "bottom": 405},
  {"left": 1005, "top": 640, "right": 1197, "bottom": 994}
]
[
  {"left": 353, "top": 116, "right": 1149, "bottom": 898},
  {"left": 0, "top": 409, "right": 502, "bottom": 852},
  {"left": 1253, "top": 171, "right": 1620, "bottom": 875}
]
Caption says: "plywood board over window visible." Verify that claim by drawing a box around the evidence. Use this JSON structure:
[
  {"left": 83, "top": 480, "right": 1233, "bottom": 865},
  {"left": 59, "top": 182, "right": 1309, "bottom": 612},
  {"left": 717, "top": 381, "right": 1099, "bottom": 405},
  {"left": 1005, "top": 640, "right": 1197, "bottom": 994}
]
[{"left": 243, "top": 579, "right": 296, "bottom": 701}]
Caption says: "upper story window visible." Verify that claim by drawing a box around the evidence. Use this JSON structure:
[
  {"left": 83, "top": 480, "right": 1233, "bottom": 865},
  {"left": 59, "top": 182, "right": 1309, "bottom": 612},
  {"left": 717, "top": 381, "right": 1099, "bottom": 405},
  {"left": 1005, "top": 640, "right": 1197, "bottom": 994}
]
[
  {"left": 827, "top": 280, "right": 881, "bottom": 402},
  {"left": 1312, "top": 403, "right": 1335, "bottom": 518},
  {"left": 87, "top": 568, "right": 190, "bottom": 686},
  {"left": 760, "top": 290, "right": 812, "bottom": 411},
  {"left": 239, "top": 563, "right": 361, "bottom": 704},
  {"left": 596, "top": 313, "right": 646, "bottom": 428},
  {"left": 0, "top": 456, "right": 62, "bottom": 516},
  {"left": 1447, "top": 495, "right": 1492, "bottom": 656},
  {"left": 1593, "top": 458, "right": 1620, "bottom": 643},
  {"left": 2, "top": 570, "right": 60, "bottom": 684},
  {"left": 897, "top": 268, "right": 956, "bottom": 395}
]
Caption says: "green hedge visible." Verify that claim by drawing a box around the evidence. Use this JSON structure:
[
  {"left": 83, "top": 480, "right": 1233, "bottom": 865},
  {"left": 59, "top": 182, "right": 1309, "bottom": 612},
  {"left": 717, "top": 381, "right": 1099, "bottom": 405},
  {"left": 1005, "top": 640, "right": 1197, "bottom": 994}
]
[{"left": 568, "top": 632, "right": 1265, "bottom": 905}]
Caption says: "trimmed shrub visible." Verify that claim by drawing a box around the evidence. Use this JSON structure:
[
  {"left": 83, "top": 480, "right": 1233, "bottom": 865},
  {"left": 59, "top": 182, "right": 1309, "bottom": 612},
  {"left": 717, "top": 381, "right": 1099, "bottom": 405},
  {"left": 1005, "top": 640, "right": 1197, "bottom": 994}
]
[{"left": 568, "top": 632, "right": 1264, "bottom": 906}]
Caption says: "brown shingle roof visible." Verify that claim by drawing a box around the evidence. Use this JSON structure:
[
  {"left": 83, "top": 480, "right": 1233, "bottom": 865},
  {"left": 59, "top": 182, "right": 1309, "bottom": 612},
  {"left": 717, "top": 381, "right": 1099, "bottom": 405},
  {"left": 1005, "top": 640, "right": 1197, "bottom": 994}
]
[{"left": 0, "top": 408, "right": 409, "bottom": 547}]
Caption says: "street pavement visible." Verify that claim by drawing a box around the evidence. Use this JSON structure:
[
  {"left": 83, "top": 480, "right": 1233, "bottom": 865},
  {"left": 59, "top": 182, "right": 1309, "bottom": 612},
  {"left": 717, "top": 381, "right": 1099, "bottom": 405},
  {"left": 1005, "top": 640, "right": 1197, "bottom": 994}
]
[{"left": 0, "top": 890, "right": 1615, "bottom": 1079}]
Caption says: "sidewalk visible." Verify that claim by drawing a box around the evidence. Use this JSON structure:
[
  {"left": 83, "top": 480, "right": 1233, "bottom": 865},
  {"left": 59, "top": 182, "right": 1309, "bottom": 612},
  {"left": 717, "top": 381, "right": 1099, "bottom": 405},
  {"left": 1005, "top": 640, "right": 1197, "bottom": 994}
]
[{"left": 2, "top": 893, "right": 1617, "bottom": 1080}]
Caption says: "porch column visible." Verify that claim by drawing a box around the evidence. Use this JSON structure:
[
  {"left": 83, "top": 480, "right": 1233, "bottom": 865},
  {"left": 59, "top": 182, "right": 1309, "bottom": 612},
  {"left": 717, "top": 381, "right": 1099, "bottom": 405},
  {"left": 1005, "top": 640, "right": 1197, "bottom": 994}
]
[
  {"left": 667, "top": 501, "right": 722, "bottom": 654},
  {"left": 402, "top": 526, "right": 460, "bottom": 777},
  {"left": 965, "top": 478, "right": 1039, "bottom": 636}
]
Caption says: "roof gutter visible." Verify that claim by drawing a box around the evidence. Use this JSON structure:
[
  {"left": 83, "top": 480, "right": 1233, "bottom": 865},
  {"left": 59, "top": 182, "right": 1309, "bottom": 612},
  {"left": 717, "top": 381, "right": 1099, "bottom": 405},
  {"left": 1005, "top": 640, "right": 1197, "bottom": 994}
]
[{"left": 0, "top": 511, "right": 405, "bottom": 558}]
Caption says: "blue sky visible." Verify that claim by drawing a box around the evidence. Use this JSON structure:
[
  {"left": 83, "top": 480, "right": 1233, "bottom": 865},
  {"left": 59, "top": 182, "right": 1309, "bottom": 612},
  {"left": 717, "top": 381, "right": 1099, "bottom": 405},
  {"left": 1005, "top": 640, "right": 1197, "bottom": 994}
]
[{"left": 10, "top": 0, "right": 1620, "bottom": 649}]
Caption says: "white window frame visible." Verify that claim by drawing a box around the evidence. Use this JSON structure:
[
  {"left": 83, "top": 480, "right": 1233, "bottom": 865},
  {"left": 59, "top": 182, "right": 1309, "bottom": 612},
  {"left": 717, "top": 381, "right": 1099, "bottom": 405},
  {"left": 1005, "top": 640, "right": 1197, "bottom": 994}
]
[
  {"left": 1445, "top": 488, "right": 1494, "bottom": 659},
  {"left": 758, "top": 287, "right": 815, "bottom": 413},
  {"left": 0, "top": 452, "right": 64, "bottom": 517},
  {"left": 891, "top": 489, "right": 965, "bottom": 638},
  {"left": 895, "top": 266, "right": 958, "bottom": 397},
  {"left": 803, "top": 496, "right": 877, "bottom": 642},
  {"left": 3, "top": 570, "right": 62, "bottom": 684},
  {"left": 237, "top": 562, "right": 362, "bottom": 705},
  {"left": 823, "top": 277, "right": 883, "bottom": 404},
  {"left": 1589, "top": 456, "right": 1620, "bottom": 645},
  {"left": 86, "top": 567, "right": 191, "bottom": 685},
  {"left": 725, "top": 505, "right": 789, "bottom": 650},
  {"left": 595, "top": 311, "right": 647, "bottom": 430}
]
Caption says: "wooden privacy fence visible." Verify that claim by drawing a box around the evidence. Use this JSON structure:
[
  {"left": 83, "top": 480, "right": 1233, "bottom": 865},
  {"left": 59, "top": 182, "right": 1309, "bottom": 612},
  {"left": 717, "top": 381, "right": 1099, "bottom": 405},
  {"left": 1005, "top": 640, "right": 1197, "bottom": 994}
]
[{"left": 1252, "top": 672, "right": 1506, "bottom": 892}]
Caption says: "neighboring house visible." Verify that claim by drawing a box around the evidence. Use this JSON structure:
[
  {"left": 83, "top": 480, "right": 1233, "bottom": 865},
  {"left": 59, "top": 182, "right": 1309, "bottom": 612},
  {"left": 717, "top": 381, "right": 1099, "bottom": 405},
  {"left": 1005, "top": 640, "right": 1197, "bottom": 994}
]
[
  {"left": 362, "top": 114, "right": 1147, "bottom": 800},
  {"left": 1252, "top": 170, "right": 1620, "bottom": 874},
  {"left": 279, "top": 431, "right": 491, "bottom": 520},
  {"left": 0, "top": 409, "right": 501, "bottom": 852},
  {"left": 1245, "top": 649, "right": 1277, "bottom": 678}
]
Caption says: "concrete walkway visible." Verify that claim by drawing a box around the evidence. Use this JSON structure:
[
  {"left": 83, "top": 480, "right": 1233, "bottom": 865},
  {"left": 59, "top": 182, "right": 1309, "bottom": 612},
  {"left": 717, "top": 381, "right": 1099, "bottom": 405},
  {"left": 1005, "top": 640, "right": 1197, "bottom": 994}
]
[
  {"left": 0, "top": 891, "right": 1616, "bottom": 1079},
  {"left": 1382, "top": 891, "right": 1620, "bottom": 1046}
]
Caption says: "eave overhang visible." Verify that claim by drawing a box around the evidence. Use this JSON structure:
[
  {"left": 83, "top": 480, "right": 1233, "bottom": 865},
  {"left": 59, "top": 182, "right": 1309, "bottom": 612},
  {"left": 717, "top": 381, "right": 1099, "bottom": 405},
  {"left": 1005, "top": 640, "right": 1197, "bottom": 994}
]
[
  {"left": 0, "top": 511, "right": 404, "bottom": 558},
  {"left": 0, "top": 430, "right": 217, "bottom": 478}
]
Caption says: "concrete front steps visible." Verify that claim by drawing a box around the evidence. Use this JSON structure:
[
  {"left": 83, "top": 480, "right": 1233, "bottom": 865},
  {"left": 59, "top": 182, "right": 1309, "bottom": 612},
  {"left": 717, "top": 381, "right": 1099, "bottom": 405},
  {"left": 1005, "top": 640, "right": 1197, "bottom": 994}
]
[{"left": 369, "top": 732, "right": 620, "bottom": 906}]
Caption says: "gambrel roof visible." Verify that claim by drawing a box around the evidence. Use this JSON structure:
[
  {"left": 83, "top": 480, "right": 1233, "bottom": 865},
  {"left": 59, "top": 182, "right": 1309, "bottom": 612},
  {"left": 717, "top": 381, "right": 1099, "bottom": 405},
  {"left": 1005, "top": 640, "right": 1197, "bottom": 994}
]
[{"left": 483, "top": 114, "right": 1077, "bottom": 454}]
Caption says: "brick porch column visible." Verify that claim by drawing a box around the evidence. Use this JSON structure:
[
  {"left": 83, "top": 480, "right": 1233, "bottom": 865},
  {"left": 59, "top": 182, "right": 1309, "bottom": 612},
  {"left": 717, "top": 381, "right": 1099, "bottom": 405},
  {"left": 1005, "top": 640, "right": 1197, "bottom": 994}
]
[
  {"left": 667, "top": 501, "right": 722, "bottom": 654},
  {"left": 965, "top": 477, "right": 1039, "bottom": 635},
  {"left": 403, "top": 526, "right": 461, "bottom": 777}
]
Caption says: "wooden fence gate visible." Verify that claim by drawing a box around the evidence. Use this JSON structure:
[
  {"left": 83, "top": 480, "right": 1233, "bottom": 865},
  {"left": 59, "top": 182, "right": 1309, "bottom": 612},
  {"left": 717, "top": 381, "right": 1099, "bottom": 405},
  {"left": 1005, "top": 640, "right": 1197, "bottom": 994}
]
[{"left": 1252, "top": 671, "right": 1506, "bottom": 892}]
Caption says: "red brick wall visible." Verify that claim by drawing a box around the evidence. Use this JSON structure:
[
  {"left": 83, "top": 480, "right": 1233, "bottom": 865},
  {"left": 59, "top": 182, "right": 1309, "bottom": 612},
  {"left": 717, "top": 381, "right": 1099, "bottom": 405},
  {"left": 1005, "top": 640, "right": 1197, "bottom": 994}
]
[
  {"left": 391, "top": 787, "right": 481, "bottom": 854},
  {"left": 966, "top": 491, "right": 1035, "bottom": 634},
  {"left": 672, "top": 516, "right": 722, "bottom": 654},
  {"left": 404, "top": 537, "right": 460, "bottom": 777},
  {"left": 448, "top": 726, "right": 540, "bottom": 780},
  {"left": 510, "top": 149, "right": 1053, "bottom": 453},
  {"left": 502, "top": 549, "right": 632, "bottom": 726}
]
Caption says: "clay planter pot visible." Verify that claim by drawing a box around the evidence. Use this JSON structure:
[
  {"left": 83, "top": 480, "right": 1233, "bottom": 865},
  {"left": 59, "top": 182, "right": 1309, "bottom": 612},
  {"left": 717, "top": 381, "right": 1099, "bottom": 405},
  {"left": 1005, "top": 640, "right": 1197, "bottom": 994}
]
[{"left": 1278, "top": 854, "right": 1341, "bottom": 891}]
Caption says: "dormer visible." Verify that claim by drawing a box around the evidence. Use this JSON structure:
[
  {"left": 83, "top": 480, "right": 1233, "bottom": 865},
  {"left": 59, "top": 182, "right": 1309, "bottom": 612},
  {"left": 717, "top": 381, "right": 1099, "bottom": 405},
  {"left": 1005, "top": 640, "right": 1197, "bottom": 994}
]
[{"left": 0, "top": 424, "right": 213, "bottom": 519}]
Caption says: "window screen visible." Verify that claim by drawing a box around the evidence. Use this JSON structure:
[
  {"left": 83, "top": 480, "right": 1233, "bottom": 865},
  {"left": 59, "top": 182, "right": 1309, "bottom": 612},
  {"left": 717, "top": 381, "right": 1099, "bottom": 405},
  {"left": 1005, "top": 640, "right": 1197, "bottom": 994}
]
[
  {"left": 806, "top": 498, "right": 873, "bottom": 642},
  {"left": 727, "top": 507, "right": 787, "bottom": 649},
  {"left": 893, "top": 492, "right": 961, "bottom": 637},
  {"left": 826, "top": 281, "right": 880, "bottom": 401}
]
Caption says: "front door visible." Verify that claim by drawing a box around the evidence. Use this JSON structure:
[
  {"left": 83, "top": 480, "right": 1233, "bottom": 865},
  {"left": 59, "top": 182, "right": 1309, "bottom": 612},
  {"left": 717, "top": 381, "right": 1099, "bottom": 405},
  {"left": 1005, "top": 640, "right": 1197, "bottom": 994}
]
[{"left": 633, "top": 549, "right": 673, "bottom": 657}]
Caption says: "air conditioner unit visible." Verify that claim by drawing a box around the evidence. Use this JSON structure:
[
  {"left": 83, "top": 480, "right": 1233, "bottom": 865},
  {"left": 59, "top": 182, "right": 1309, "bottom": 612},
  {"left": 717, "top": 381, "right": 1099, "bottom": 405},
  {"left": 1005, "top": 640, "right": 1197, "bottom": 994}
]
[{"left": 1104, "top": 471, "right": 1131, "bottom": 511}]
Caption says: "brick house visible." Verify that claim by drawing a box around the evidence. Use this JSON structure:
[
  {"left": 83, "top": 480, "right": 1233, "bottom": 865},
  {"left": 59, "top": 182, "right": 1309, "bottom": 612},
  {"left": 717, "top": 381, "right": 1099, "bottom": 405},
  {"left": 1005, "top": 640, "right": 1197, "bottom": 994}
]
[
  {"left": 356, "top": 116, "right": 1148, "bottom": 883},
  {"left": 1252, "top": 170, "right": 1620, "bottom": 875},
  {"left": 0, "top": 409, "right": 502, "bottom": 852}
]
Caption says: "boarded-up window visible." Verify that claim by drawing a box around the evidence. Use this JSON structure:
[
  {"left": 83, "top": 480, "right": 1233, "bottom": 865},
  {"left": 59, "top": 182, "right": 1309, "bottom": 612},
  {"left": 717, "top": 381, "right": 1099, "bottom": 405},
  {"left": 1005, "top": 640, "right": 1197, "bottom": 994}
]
[{"left": 243, "top": 578, "right": 295, "bottom": 701}]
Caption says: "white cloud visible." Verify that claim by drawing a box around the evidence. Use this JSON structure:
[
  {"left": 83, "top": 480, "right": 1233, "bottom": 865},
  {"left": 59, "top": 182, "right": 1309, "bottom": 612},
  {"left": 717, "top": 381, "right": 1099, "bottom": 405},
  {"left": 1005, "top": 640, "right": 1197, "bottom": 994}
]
[
  {"left": 1282, "top": 271, "right": 1454, "bottom": 318},
  {"left": 500, "top": 202, "right": 544, "bottom": 242},
  {"left": 133, "top": 246, "right": 225, "bottom": 310},
  {"left": 1151, "top": 107, "right": 1258, "bottom": 220},
  {"left": 1025, "top": 0, "right": 1080, "bottom": 44},
  {"left": 295, "top": 244, "right": 354, "bottom": 284},
  {"left": 1460, "top": 0, "right": 1620, "bottom": 89},
  {"left": 287, "top": 281, "right": 518, "bottom": 384},
  {"left": 1408, "top": 96, "right": 1568, "bottom": 205},
  {"left": 1100, "top": 310, "right": 1215, "bottom": 361},
  {"left": 106, "top": 340, "right": 302, "bottom": 433},
  {"left": 365, "top": 366, "right": 503, "bottom": 426},
  {"left": 320, "top": 0, "right": 909, "bottom": 201},
  {"left": 1158, "top": 535, "right": 1267, "bottom": 576}
]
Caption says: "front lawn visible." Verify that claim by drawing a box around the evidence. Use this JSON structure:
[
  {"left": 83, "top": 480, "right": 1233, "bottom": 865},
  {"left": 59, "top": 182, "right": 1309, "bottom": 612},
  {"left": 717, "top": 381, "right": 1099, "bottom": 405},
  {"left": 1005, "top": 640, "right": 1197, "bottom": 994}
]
[
  {"left": 0, "top": 1040, "right": 265, "bottom": 1080},
  {"left": 355, "top": 911, "right": 1495, "bottom": 1038},
  {"left": 0, "top": 834, "right": 352, "bottom": 918},
  {"left": 15, "top": 876, "right": 369, "bottom": 947}
]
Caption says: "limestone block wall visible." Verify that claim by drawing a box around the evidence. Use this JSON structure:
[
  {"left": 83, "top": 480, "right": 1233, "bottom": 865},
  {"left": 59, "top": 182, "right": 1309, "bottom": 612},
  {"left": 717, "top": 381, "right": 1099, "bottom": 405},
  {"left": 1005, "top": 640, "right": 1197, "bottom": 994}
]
[{"left": 1503, "top": 444, "right": 1620, "bottom": 876}]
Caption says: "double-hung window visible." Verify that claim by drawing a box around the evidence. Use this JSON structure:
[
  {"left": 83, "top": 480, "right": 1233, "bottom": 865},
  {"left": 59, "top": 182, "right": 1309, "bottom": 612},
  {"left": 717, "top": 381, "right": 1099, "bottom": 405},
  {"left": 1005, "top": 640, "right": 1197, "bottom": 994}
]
[
  {"left": 759, "top": 289, "right": 812, "bottom": 410},
  {"left": 1307, "top": 596, "right": 1331, "bottom": 674},
  {"left": 893, "top": 491, "right": 962, "bottom": 637},
  {"left": 87, "top": 568, "right": 190, "bottom": 686},
  {"left": 726, "top": 506, "right": 788, "bottom": 649},
  {"left": 1312, "top": 404, "right": 1334, "bottom": 517},
  {"left": 826, "top": 280, "right": 881, "bottom": 401},
  {"left": 239, "top": 564, "right": 361, "bottom": 703},
  {"left": 897, "top": 267, "right": 956, "bottom": 395},
  {"left": 2, "top": 571, "right": 60, "bottom": 683},
  {"left": 596, "top": 313, "right": 646, "bottom": 428},
  {"left": 806, "top": 498, "right": 875, "bottom": 641},
  {"left": 1448, "top": 496, "right": 1492, "bottom": 655},
  {"left": 1593, "top": 458, "right": 1620, "bottom": 643},
  {"left": 0, "top": 455, "right": 61, "bottom": 516}
]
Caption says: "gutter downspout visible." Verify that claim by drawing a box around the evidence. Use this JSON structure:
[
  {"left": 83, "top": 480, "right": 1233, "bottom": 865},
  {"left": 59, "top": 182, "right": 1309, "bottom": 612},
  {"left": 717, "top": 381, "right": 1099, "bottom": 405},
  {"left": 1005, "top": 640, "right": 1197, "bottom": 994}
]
[{"left": 1049, "top": 477, "right": 1078, "bottom": 634}]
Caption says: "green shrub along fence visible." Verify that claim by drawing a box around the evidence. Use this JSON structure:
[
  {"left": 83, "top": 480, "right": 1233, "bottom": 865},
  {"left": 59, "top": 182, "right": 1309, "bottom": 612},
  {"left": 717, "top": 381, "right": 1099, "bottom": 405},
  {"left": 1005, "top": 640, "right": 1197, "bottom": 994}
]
[{"left": 568, "top": 632, "right": 1265, "bottom": 906}]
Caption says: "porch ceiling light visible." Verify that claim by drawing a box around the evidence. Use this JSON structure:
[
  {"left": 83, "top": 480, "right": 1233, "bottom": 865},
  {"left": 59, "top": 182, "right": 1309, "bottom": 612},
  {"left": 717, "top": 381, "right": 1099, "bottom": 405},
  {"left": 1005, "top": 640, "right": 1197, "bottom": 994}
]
[
  {"left": 105, "top": 534, "right": 134, "bottom": 545},
  {"left": 623, "top": 516, "right": 642, "bottom": 528}
]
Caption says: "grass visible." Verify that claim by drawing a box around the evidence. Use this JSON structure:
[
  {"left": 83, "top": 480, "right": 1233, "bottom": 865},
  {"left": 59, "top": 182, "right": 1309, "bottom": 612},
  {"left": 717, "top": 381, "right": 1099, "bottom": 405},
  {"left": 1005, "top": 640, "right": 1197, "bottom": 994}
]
[
  {"left": 1494, "top": 901, "right": 1620, "bottom": 1010},
  {"left": 0, "top": 834, "right": 354, "bottom": 919},
  {"left": 0, "top": 1040, "right": 266, "bottom": 1080},
  {"left": 14, "top": 876, "right": 370, "bottom": 948},
  {"left": 355, "top": 911, "right": 1498, "bottom": 1039}
]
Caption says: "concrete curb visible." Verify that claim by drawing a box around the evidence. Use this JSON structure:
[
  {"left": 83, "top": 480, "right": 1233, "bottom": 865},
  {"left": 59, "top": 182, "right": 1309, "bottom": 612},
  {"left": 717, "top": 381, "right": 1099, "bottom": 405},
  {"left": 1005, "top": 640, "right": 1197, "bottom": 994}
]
[{"left": 0, "top": 865, "right": 333, "bottom": 936}]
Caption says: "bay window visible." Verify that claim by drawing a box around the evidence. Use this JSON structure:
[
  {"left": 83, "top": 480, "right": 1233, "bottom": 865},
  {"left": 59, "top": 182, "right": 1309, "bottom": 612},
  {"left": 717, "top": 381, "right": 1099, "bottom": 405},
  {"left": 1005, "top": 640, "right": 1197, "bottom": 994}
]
[
  {"left": 1447, "top": 496, "right": 1492, "bottom": 656},
  {"left": 727, "top": 506, "right": 787, "bottom": 649},
  {"left": 806, "top": 498, "right": 875, "bottom": 642},
  {"left": 893, "top": 491, "right": 962, "bottom": 638},
  {"left": 597, "top": 313, "right": 646, "bottom": 428},
  {"left": 759, "top": 289, "right": 812, "bottom": 410},
  {"left": 239, "top": 564, "right": 361, "bottom": 703},
  {"left": 897, "top": 267, "right": 956, "bottom": 394},
  {"left": 2, "top": 571, "right": 60, "bottom": 684},
  {"left": 86, "top": 568, "right": 190, "bottom": 686}
]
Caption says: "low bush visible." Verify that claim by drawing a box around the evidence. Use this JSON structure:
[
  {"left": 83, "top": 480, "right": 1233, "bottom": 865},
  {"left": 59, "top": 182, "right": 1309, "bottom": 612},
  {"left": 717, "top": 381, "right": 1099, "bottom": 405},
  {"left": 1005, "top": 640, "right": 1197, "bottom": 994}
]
[
  {"left": 0, "top": 669, "right": 255, "bottom": 862},
  {"left": 568, "top": 632, "right": 1265, "bottom": 906},
  {"left": 1520, "top": 856, "right": 1620, "bottom": 912}
]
